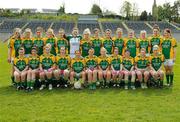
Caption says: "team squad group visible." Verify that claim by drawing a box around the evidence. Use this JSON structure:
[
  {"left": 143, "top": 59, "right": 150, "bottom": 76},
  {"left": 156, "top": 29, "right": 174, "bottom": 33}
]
[{"left": 7, "top": 25, "right": 177, "bottom": 91}]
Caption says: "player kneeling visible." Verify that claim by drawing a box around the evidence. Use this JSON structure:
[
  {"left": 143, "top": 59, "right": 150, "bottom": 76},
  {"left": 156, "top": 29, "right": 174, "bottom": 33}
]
[
  {"left": 13, "top": 47, "right": 28, "bottom": 90},
  {"left": 122, "top": 49, "right": 136, "bottom": 90},
  {"left": 135, "top": 48, "right": 150, "bottom": 89},
  {"left": 110, "top": 47, "right": 123, "bottom": 87},
  {"left": 27, "top": 47, "right": 40, "bottom": 91},
  {"left": 70, "top": 50, "right": 86, "bottom": 89},
  {"left": 54, "top": 46, "right": 70, "bottom": 88},
  {"left": 98, "top": 47, "right": 111, "bottom": 88},
  {"left": 149, "top": 45, "right": 164, "bottom": 88},
  {"left": 39, "top": 44, "right": 55, "bottom": 90},
  {"left": 85, "top": 48, "right": 98, "bottom": 90}
]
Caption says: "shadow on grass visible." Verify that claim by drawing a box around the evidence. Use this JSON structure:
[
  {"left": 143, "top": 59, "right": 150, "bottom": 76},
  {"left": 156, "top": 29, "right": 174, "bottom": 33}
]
[{"left": 0, "top": 85, "right": 173, "bottom": 97}]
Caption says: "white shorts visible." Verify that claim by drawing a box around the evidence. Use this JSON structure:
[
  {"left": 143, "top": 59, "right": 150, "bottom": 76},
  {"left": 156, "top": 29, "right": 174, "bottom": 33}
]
[
  {"left": 10, "top": 57, "right": 14, "bottom": 64},
  {"left": 164, "top": 59, "right": 174, "bottom": 66},
  {"left": 25, "top": 54, "right": 30, "bottom": 58}
]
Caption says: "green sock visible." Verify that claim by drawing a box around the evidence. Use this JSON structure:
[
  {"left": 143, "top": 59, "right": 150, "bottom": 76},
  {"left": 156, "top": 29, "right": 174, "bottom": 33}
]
[
  {"left": 31, "top": 80, "right": 35, "bottom": 87},
  {"left": 89, "top": 83, "right": 92, "bottom": 89},
  {"left": 160, "top": 80, "right": 163, "bottom": 87},
  {"left": 125, "top": 80, "right": 128, "bottom": 86},
  {"left": 93, "top": 82, "right": 96, "bottom": 89},
  {"left": 27, "top": 82, "right": 30, "bottom": 88},
  {"left": 166, "top": 74, "right": 170, "bottom": 84},
  {"left": 22, "top": 82, "right": 26, "bottom": 87},
  {"left": 48, "top": 79, "right": 52, "bottom": 85},
  {"left": 17, "top": 82, "right": 21, "bottom": 87},
  {"left": 20, "top": 82, "right": 23, "bottom": 87},
  {"left": 131, "top": 82, "right": 135, "bottom": 87},
  {"left": 170, "top": 73, "right": 174, "bottom": 85},
  {"left": 11, "top": 76, "right": 15, "bottom": 84}
]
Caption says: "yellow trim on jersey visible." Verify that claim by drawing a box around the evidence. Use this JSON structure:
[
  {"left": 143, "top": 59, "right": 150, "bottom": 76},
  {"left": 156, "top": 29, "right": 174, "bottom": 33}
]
[
  {"left": 13, "top": 56, "right": 28, "bottom": 66},
  {"left": 8, "top": 37, "right": 22, "bottom": 58},
  {"left": 71, "top": 57, "right": 85, "bottom": 67},
  {"left": 162, "top": 37, "right": 177, "bottom": 59},
  {"left": 55, "top": 37, "right": 69, "bottom": 54},
  {"left": 55, "top": 54, "right": 71, "bottom": 67}
]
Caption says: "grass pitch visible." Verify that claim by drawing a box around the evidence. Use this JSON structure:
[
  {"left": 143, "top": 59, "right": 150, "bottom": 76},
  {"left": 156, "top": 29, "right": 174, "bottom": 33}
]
[{"left": 0, "top": 42, "right": 180, "bottom": 122}]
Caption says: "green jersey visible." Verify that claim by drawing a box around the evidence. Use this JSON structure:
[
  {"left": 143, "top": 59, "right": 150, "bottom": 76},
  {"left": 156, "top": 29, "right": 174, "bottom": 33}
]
[
  {"left": 22, "top": 39, "right": 33, "bottom": 55},
  {"left": 110, "top": 55, "right": 122, "bottom": 70},
  {"left": 92, "top": 38, "right": 102, "bottom": 56},
  {"left": 161, "top": 38, "right": 177, "bottom": 59},
  {"left": 113, "top": 38, "right": 124, "bottom": 55},
  {"left": 102, "top": 39, "right": 113, "bottom": 54},
  {"left": 33, "top": 38, "right": 44, "bottom": 56},
  {"left": 45, "top": 38, "right": 56, "bottom": 56},
  {"left": 56, "top": 55, "right": 70, "bottom": 70},
  {"left": 125, "top": 39, "right": 137, "bottom": 58},
  {"left": 8, "top": 38, "right": 22, "bottom": 57},
  {"left": 150, "top": 54, "right": 164, "bottom": 71},
  {"left": 28, "top": 55, "right": 40, "bottom": 69},
  {"left": 122, "top": 57, "right": 134, "bottom": 71},
  {"left": 40, "top": 54, "right": 55, "bottom": 70},
  {"left": 80, "top": 40, "right": 92, "bottom": 57},
  {"left": 139, "top": 39, "right": 149, "bottom": 53},
  {"left": 57, "top": 38, "right": 68, "bottom": 53},
  {"left": 14, "top": 56, "right": 28, "bottom": 71},
  {"left": 98, "top": 56, "right": 110, "bottom": 70},
  {"left": 85, "top": 56, "right": 98, "bottom": 69},
  {"left": 149, "top": 36, "right": 161, "bottom": 53},
  {"left": 135, "top": 55, "right": 150, "bottom": 69},
  {"left": 71, "top": 58, "right": 84, "bottom": 73}
]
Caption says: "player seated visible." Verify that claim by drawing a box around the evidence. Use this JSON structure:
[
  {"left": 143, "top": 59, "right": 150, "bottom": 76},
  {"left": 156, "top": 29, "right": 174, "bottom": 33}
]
[
  {"left": 149, "top": 45, "right": 164, "bottom": 88},
  {"left": 39, "top": 44, "right": 56, "bottom": 90},
  {"left": 26, "top": 46, "right": 40, "bottom": 91},
  {"left": 85, "top": 48, "right": 98, "bottom": 90},
  {"left": 13, "top": 47, "right": 28, "bottom": 90},
  {"left": 70, "top": 50, "right": 86, "bottom": 89},
  {"left": 98, "top": 47, "right": 111, "bottom": 88},
  {"left": 135, "top": 48, "right": 150, "bottom": 89},
  {"left": 122, "top": 49, "right": 136, "bottom": 90},
  {"left": 110, "top": 47, "right": 123, "bottom": 87},
  {"left": 53, "top": 46, "right": 71, "bottom": 88}
]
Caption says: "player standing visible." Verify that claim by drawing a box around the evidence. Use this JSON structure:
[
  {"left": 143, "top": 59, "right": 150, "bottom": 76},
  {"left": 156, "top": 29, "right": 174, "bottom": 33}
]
[
  {"left": 91, "top": 28, "right": 102, "bottom": 56},
  {"left": 161, "top": 29, "right": 177, "bottom": 86}
]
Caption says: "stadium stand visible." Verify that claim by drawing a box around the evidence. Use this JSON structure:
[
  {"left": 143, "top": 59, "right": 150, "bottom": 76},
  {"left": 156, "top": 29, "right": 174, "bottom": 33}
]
[
  {"left": 51, "top": 21, "right": 75, "bottom": 35},
  {"left": 148, "top": 21, "right": 179, "bottom": 33},
  {"left": 174, "top": 23, "right": 180, "bottom": 28},
  {"left": 77, "top": 20, "right": 100, "bottom": 34},
  {"left": 0, "top": 20, "right": 27, "bottom": 33},
  {"left": 77, "top": 15, "right": 100, "bottom": 34},
  {"left": 101, "top": 21, "right": 126, "bottom": 35},
  {"left": 24, "top": 20, "right": 52, "bottom": 33},
  {"left": 125, "top": 21, "right": 152, "bottom": 35}
]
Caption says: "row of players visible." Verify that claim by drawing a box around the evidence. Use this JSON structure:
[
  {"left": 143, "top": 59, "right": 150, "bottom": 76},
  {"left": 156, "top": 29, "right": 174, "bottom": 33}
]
[
  {"left": 8, "top": 26, "right": 177, "bottom": 91},
  {"left": 13, "top": 44, "right": 170, "bottom": 91},
  {"left": 8, "top": 26, "right": 176, "bottom": 59}
]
